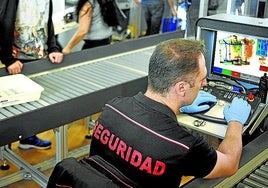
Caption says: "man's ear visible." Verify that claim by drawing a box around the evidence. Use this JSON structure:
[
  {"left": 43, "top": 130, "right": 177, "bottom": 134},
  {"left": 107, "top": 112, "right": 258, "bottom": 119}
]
[{"left": 175, "top": 81, "right": 186, "bottom": 96}]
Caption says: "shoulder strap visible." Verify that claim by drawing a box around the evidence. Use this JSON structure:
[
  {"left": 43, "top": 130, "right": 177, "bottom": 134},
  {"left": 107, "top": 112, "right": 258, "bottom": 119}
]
[
  {"left": 82, "top": 155, "right": 142, "bottom": 188},
  {"left": 88, "top": 0, "right": 95, "bottom": 8}
]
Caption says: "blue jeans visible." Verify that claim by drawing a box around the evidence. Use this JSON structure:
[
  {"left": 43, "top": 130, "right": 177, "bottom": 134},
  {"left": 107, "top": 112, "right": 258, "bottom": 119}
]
[{"left": 142, "top": 1, "right": 165, "bottom": 35}]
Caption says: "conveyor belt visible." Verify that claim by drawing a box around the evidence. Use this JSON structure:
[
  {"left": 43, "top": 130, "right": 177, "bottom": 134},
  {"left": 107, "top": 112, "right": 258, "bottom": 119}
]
[
  {"left": 35, "top": 48, "right": 152, "bottom": 107},
  {"left": 0, "top": 31, "right": 184, "bottom": 146},
  {"left": 0, "top": 47, "right": 153, "bottom": 144},
  {"left": 217, "top": 147, "right": 268, "bottom": 188},
  {"left": 235, "top": 159, "right": 268, "bottom": 188}
]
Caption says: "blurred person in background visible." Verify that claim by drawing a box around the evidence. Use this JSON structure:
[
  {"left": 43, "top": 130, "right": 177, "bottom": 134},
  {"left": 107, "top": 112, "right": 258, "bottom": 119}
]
[
  {"left": 62, "top": 0, "right": 114, "bottom": 54},
  {"left": 0, "top": 0, "right": 63, "bottom": 149},
  {"left": 134, "top": 0, "right": 177, "bottom": 36}
]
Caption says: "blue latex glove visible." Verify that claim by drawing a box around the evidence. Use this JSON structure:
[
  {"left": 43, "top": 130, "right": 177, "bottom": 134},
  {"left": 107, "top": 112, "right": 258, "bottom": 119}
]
[
  {"left": 223, "top": 97, "right": 251, "bottom": 125},
  {"left": 180, "top": 90, "right": 217, "bottom": 113}
]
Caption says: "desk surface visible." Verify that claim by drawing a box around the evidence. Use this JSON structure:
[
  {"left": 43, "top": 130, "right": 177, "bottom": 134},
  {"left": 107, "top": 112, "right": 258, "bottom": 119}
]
[
  {"left": 177, "top": 114, "right": 227, "bottom": 139},
  {"left": 0, "top": 31, "right": 184, "bottom": 146},
  {"left": 177, "top": 102, "right": 265, "bottom": 139}
]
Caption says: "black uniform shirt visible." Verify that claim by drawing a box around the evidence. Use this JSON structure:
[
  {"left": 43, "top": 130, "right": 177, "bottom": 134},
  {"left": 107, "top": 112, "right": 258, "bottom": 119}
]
[{"left": 90, "top": 92, "right": 217, "bottom": 188}]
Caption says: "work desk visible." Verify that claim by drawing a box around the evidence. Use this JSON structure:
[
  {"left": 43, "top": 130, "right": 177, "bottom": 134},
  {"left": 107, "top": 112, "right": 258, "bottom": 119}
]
[
  {"left": 177, "top": 114, "right": 227, "bottom": 138},
  {"left": 177, "top": 102, "right": 265, "bottom": 139}
]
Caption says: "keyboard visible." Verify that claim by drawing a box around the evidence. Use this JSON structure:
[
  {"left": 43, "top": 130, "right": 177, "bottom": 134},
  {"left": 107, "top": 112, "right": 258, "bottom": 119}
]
[{"left": 189, "top": 85, "right": 261, "bottom": 125}]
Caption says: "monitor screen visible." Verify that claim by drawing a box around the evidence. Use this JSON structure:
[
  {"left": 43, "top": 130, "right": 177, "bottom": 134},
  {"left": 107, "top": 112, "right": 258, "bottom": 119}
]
[{"left": 206, "top": 30, "right": 268, "bottom": 85}]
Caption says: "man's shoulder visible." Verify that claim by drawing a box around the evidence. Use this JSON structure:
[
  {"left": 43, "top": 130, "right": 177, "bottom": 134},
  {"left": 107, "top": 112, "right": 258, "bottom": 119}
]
[{"left": 106, "top": 95, "right": 135, "bottom": 108}]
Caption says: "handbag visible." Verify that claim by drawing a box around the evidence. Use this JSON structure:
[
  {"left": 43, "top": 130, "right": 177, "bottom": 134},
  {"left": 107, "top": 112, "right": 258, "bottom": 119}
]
[
  {"left": 97, "top": 0, "right": 128, "bottom": 33},
  {"left": 161, "top": 17, "right": 178, "bottom": 33}
]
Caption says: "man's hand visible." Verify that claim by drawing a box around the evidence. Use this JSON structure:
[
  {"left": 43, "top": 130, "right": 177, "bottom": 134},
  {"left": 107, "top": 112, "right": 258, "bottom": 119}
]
[
  {"left": 180, "top": 90, "right": 217, "bottom": 113},
  {"left": 49, "top": 52, "right": 63, "bottom": 64},
  {"left": 7, "top": 60, "right": 23, "bottom": 74},
  {"left": 224, "top": 97, "right": 251, "bottom": 125}
]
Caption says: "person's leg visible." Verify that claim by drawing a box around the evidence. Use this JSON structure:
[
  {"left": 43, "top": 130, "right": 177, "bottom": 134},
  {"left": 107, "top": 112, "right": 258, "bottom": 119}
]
[
  {"left": 230, "top": 0, "right": 237, "bottom": 14},
  {"left": 149, "top": 3, "right": 165, "bottom": 35},
  {"left": 142, "top": 3, "right": 152, "bottom": 36},
  {"left": 19, "top": 135, "right": 51, "bottom": 150},
  {"left": 237, "top": 6, "right": 242, "bottom": 15},
  {"left": 18, "top": 59, "right": 52, "bottom": 150}
]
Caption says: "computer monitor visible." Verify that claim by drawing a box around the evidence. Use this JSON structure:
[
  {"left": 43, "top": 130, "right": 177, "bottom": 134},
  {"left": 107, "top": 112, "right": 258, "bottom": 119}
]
[
  {"left": 196, "top": 14, "right": 268, "bottom": 86},
  {"left": 195, "top": 14, "right": 268, "bottom": 134},
  {"left": 211, "top": 30, "right": 268, "bottom": 85}
]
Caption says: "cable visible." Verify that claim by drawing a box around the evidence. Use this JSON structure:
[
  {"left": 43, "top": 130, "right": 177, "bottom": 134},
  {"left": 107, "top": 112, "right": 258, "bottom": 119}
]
[
  {"left": 230, "top": 78, "right": 248, "bottom": 94},
  {"left": 207, "top": 77, "right": 253, "bottom": 94},
  {"left": 208, "top": 80, "right": 243, "bottom": 93}
]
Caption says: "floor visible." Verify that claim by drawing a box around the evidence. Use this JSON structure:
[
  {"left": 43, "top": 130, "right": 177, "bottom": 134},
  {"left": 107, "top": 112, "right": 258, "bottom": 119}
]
[
  {"left": 0, "top": 118, "right": 92, "bottom": 188},
  {"left": 0, "top": 116, "right": 194, "bottom": 187}
]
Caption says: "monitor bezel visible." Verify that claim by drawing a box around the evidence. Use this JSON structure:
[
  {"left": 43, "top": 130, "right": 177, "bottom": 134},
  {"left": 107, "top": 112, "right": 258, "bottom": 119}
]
[
  {"left": 197, "top": 14, "right": 268, "bottom": 86},
  {"left": 203, "top": 29, "right": 266, "bottom": 86}
]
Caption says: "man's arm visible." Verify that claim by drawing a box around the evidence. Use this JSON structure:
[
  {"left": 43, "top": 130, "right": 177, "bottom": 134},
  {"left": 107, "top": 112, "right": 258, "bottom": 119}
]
[
  {"left": 205, "top": 121, "right": 243, "bottom": 178},
  {"left": 47, "top": 0, "right": 61, "bottom": 53},
  {"left": 47, "top": 0, "right": 63, "bottom": 64},
  {"left": 167, "top": 0, "right": 177, "bottom": 17},
  {"left": 205, "top": 97, "right": 251, "bottom": 178},
  {"left": 62, "top": 2, "right": 92, "bottom": 54}
]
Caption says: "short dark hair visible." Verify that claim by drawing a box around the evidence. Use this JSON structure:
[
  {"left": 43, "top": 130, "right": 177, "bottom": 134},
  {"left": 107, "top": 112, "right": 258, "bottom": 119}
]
[{"left": 147, "top": 38, "right": 206, "bottom": 94}]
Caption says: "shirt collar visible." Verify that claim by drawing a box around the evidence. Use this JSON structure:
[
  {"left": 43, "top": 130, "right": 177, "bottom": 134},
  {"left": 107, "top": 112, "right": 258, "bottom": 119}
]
[{"left": 134, "top": 92, "right": 178, "bottom": 122}]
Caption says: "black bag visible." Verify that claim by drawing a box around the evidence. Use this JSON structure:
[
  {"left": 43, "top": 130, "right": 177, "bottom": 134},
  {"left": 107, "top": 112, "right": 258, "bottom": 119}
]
[
  {"left": 47, "top": 156, "right": 139, "bottom": 188},
  {"left": 47, "top": 157, "right": 120, "bottom": 188},
  {"left": 97, "top": 0, "right": 128, "bottom": 33}
]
